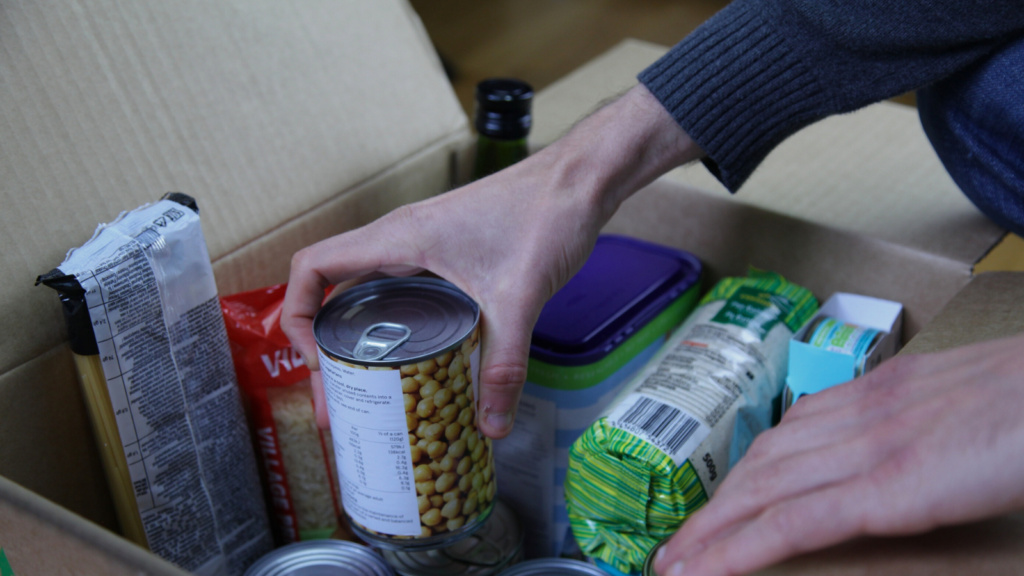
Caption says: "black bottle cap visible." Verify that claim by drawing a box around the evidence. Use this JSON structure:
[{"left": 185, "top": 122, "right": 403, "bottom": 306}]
[{"left": 475, "top": 78, "right": 533, "bottom": 140}]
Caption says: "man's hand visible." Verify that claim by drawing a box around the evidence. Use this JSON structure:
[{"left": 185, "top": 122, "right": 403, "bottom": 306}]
[
  {"left": 653, "top": 332, "right": 1024, "bottom": 576},
  {"left": 281, "top": 84, "right": 702, "bottom": 438}
]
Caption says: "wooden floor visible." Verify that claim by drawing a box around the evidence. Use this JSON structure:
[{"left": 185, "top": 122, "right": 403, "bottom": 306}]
[
  {"left": 408, "top": 0, "right": 916, "bottom": 118},
  {"left": 408, "top": 0, "right": 731, "bottom": 117}
]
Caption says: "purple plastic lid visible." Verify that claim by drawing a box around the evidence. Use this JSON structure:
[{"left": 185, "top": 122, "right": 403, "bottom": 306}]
[{"left": 530, "top": 235, "right": 701, "bottom": 366}]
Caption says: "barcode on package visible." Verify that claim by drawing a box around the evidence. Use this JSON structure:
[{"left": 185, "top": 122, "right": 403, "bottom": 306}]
[{"left": 607, "top": 393, "right": 710, "bottom": 463}]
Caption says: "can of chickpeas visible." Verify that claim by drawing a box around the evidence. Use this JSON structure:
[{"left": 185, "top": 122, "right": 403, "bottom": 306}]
[{"left": 314, "top": 277, "right": 495, "bottom": 550}]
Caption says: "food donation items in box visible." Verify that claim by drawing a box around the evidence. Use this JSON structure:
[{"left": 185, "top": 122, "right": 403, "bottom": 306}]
[
  {"left": 37, "top": 194, "right": 274, "bottom": 576},
  {"left": 221, "top": 284, "right": 350, "bottom": 544},
  {"left": 565, "top": 270, "right": 817, "bottom": 574},
  {"left": 494, "top": 235, "right": 702, "bottom": 559},
  {"left": 783, "top": 293, "right": 904, "bottom": 414},
  {"left": 313, "top": 278, "right": 495, "bottom": 550}
]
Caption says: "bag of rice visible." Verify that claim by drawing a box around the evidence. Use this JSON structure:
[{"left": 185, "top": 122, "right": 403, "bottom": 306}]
[
  {"left": 564, "top": 270, "right": 817, "bottom": 573},
  {"left": 221, "top": 284, "right": 351, "bottom": 544}
]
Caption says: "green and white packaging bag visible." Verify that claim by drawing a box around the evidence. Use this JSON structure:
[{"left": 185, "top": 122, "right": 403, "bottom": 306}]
[{"left": 564, "top": 270, "right": 817, "bottom": 573}]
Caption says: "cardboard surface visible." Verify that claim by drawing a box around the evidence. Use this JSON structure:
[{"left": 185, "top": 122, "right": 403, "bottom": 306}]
[
  {"left": 0, "top": 0, "right": 468, "bottom": 376},
  {"left": 759, "top": 513, "right": 1024, "bottom": 575},
  {"left": 901, "top": 272, "right": 1024, "bottom": 355},
  {"left": 0, "top": 344, "right": 117, "bottom": 532},
  {"left": 603, "top": 179, "right": 971, "bottom": 339},
  {"left": 0, "top": 476, "right": 187, "bottom": 576},
  {"left": 975, "top": 233, "right": 1024, "bottom": 273}
]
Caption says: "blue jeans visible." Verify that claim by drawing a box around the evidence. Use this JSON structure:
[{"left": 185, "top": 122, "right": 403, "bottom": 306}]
[{"left": 918, "top": 34, "right": 1024, "bottom": 238}]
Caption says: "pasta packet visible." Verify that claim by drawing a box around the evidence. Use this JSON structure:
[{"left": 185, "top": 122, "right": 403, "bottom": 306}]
[
  {"left": 37, "top": 193, "right": 274, "bottom": 576},
  {"left": 564, "top": 270, "right": 817, "bottom": 573},
  {"left": 220, "top": 284, "right": 350, "bottom": 544}
]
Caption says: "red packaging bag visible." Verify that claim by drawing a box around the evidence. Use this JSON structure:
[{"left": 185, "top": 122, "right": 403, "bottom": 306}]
[{"left": 221, "top": 284, "right": 350, "bottom": 544}]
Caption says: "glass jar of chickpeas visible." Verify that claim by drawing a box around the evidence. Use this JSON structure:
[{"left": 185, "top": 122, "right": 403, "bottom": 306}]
[{"left": 314, "top": 278, "right": 496, "bottom": 550}]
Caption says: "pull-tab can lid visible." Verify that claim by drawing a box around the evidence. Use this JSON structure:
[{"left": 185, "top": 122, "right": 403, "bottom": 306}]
[
  {"left": 353, "top": 322, "right": 413, "bottom": 361},
  {"left": 314, "top": 277, "right": 480, "bottom": 367},
  {"left": 243, "top": 540, "right": 394, "bottom": 576}
]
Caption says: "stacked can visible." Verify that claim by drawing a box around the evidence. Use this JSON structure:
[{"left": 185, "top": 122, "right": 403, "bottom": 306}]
[
  {"left": 244, "top": 541, "right": 394, "bottom": 576},
  {"left": 313, "top": 278, "right": 496, "bottom": 550}
]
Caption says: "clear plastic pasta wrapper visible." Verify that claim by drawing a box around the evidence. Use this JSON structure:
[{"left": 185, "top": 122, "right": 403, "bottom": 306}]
[
  {"left": 221, "top": 284, "right": 351, "bottom": 544},
  {"left": 37, "top": 193, "right": 273, "bottom": 576},
  {"left": 564, "top": 270, "right": 818, "bottom": 573}
]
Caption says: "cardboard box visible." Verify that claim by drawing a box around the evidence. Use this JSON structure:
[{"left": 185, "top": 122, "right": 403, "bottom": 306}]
[{"left": 0, "top": 2, "right": 1019, "bottom": 574}]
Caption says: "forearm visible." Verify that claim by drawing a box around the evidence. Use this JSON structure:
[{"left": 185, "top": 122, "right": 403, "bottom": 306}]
[{"left": 534, "top": 84, "right": 704, "bottom": 226}]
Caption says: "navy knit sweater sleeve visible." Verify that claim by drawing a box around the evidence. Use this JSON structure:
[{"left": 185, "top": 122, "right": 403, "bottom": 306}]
[{"left": 639, "top": 0, "right": 1024, "bottom": 191}]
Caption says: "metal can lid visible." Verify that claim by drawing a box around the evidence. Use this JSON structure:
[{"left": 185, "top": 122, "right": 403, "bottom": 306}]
[
  {"left": 498, "top": 559, "right": 608, "bottom": 576},
  {"left": 314, "top": 278, "right": 480, "bottom": 366},
  {"left": 382, "top": 500, "right": 522, "bottom": 576},
  {"left": 244, "top": 540, "right": 394, "bottom": 576}
]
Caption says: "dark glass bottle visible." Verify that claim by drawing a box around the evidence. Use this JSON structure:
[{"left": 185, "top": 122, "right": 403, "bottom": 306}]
[{"left": 472, "top": 78, "right": 533, "bottom": 180}]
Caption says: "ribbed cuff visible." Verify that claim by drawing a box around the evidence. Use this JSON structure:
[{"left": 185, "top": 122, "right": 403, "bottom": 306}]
[{"left": 639, "top": 0, "right": 832, "bottom": 192}]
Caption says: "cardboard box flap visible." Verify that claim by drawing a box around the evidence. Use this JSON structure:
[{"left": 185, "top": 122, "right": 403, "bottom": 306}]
[
  {"left": 0, "top": 475, "right": 188, "bottom": 576},
  {"left": 901, "top": 271, "right": 1024, "bottom": 355},
  {"left": 760, "top": 512, "right": 1024, "bottom": 575},
  {"left": 532, "top": 40, "right": 1004, "bottom": 268},
  {"left": 603, "top": 178, "right": 971, "bottom": 339},
  {"left": 0, "top": 0, "right": 468, "bottom": 375}
]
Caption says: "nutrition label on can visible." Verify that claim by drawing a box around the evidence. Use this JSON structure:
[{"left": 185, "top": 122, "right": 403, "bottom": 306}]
[{"left": 319, "top": 357, "right": 421, "bottom": 536}]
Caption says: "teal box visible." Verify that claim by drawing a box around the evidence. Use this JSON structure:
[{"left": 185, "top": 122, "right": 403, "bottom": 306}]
[{"left": 786, "top": 293, "right": 903, "bottom": 406}]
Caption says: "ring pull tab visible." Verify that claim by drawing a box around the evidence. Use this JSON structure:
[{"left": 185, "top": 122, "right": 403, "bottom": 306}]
[{"left": 353, "top": 323, "right": 412, "bottom": 361}]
